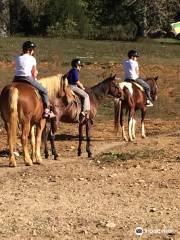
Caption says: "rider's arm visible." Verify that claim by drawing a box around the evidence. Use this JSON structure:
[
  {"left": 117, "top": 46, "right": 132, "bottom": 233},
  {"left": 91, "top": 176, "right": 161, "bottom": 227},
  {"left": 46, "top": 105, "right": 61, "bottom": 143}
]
[
  {"left": 31, "top": 65, "right": 38, "bottom": 80},
  {"left": 135, "top": 61, "right": 140, "bottom": 78},
  {"left": 76, "top": 80, "right": 85, "bottom": 90}
]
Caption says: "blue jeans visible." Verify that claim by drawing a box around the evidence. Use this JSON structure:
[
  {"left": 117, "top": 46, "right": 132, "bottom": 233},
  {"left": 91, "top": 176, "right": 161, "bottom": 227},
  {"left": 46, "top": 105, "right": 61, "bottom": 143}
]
[
  {"left": 14, "top": 76, "right": 49, "bottom": 108},
  {"left": 69, "top": 85, "right": 90, "bottom": 112},
  {"left": 135, "top": 78, "right": 152, "bottom": 102},
  {"left": 125, "top": 78, "right": 152, "bottom": 102}
]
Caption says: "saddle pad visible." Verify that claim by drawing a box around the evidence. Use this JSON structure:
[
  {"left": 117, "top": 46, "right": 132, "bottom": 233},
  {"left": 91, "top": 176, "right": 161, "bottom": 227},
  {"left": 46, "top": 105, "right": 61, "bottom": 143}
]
[
  {"left": 133, "top": 82, "right": 144, "bottom": 92},
  {"left": 119, "top": 82, "right": 133, "bottom": 95}
]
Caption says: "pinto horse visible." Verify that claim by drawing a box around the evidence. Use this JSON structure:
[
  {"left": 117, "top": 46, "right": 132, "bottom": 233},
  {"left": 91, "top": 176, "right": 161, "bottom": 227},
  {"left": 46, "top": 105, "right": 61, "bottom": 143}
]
[
  {"left": 0, "top": 82, "right": 46, "bottom": 167},
  {"left": 42, "top": 74, "right": 123, "bottom": 159},
  {"left": 114, "top": 77, "right": 158, "bottom": 141}
]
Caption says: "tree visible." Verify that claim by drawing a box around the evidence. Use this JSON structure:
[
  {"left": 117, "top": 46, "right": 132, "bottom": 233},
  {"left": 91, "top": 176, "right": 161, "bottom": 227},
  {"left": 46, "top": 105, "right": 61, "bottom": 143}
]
[{"left": 0, "top": 0, "right": 9, "bottom": 37}]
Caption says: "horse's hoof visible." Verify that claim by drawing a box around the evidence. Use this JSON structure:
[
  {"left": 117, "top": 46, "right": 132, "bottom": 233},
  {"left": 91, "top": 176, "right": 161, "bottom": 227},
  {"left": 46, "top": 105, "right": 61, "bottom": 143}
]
[
  {"left": 142, "top": 135, "right": 146, "bottom": 139},
  {"left": 9, "top": 161, "right": 17, "bottom": 167},
  {"left": 25, "top": 160, "right": 33, "bottom": 166},
  {"left": 88, "top": 152, "right": 92, "bottom": 158},
  {"left": 123, "top": 138, "right": 128, "bottom": 142},
  {"left": 45, "top": 154, "right": 49, "bottom": 159},
  {"left": 78, "top": 152, "right": 82, "bottom": 156},
  {"left": 54, "top": 155, "right": 59, "bottom": 160},
  {"left": 36, "top": 159, "right": 43, "bottom": 165}
]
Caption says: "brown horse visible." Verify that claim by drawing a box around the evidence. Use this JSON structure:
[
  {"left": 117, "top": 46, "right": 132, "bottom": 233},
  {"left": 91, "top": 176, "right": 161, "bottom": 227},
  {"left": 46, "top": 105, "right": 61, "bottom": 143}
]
[
  {"left": 0, "top": 82, "right": 46, "bottom": 167},
  {"left": 114, "top": 77, "right": 158, "bottom": 141},
  {"left": 42, "top": 74, "right": 123, "bottom": 159}
]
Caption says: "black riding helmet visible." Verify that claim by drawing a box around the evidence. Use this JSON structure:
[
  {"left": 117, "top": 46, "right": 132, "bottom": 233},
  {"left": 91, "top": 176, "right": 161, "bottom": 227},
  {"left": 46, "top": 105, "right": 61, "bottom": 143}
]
[
  {"left": 71, "top": 58, "right": 83, "bottom": 68},
  {"left": 22, "top": 41, "right": 36, "bottom": 52},
  {"left": 128, "top": 50, "right": 139, "bottom": 58}
]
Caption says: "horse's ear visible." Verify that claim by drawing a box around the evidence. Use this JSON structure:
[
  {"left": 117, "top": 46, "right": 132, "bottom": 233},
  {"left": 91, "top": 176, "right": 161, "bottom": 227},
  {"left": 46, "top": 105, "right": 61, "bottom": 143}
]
[
  {"left": 111, "top": 74, "right": 116, "bottom": 80},
  {"left": 155, "top": 76, "right": 158, "bottom": 81}
]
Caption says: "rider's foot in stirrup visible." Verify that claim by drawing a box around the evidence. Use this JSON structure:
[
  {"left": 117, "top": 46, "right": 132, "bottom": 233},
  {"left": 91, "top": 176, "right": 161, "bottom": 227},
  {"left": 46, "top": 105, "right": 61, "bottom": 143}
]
[
  {"left": 43, "top": 108, "right": 56, "bottom": 118},
  {"left": 79, "top": 111, "right": 86, "bottom": 122},
  {"left": 146, "top": 99, "right": 153, "bottom": 107}
]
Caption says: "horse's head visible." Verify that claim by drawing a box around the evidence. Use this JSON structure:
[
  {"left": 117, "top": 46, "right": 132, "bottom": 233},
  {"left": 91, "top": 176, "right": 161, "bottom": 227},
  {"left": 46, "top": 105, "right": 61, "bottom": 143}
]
[
  {"left": 146, "top": 76, "right": 158, "bottom": 101},
  {"left": 107, "top": 74, "right": 124, "bottom": 99}
]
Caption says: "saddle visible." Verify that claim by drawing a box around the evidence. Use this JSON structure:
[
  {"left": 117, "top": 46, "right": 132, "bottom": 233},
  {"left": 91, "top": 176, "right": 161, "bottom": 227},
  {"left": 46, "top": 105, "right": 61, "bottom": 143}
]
[
  {"left": 13, "top": 77, "right": 41, "bottom": 100},
  {"left": 124, "top": 79, "right": 144, "bottom": 92},
  {"left": 60, "top": 74, "right": 85, "bottom": 110}
]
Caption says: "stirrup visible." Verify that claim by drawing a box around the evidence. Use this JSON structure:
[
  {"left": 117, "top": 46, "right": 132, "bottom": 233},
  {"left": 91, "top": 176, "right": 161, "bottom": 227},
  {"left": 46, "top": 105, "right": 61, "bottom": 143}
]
[
  {"left": 79, "top": 112, "right": 86, "bottom": 123},
  {"left": 146, "top": 100, "right": 153, "bottom": 107}
]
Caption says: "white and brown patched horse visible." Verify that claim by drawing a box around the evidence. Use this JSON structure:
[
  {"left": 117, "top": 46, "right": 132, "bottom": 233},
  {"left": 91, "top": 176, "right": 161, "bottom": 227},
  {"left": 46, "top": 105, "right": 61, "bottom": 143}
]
[{"left": 114, "top": 77, "right": 158, "bottom": 141}]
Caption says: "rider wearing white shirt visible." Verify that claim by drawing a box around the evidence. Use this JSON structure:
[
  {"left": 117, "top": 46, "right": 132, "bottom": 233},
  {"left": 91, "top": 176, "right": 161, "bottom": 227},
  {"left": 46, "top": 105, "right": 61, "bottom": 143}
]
[
  {"left": 123, "top": 50, "right": 153, "bottom": 107},
  {"left": 13, "top": 41, "right": 55, "bottom": 118},
  {"left": 123, "top": 59, "right": 139, "bottom": 80},
  {"left": 15, "top": 54, "right": 36, "bottom": 77}
]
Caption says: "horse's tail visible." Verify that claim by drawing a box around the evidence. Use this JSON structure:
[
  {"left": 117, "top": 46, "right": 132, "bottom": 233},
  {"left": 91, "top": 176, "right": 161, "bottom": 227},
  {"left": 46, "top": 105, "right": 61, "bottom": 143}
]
[
  {"left": 114, "top": 98, "right": 121, "bottom": 135},
  {"left": 9, "top": 87, "right": 18, "bottom": 147}
]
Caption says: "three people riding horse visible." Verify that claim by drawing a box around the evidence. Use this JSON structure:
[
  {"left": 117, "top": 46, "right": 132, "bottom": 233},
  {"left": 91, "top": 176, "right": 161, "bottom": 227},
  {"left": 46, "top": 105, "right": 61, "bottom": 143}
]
[
  {"left": 13, "top": 40, "right": 55, "bottom": 118},
  {"left": 13, "top": 41, "right": 152, "bottom": 123},
  {"left": 123, "top": 49, "right": 153, "bottom": 107}
]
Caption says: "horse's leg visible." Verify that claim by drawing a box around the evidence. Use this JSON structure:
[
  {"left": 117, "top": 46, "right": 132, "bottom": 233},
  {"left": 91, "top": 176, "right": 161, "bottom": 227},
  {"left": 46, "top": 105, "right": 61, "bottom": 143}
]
[
  {"left": 6, "top": 122, "right": 16, "bottom": 167},
  {"left": 35, "top": 118, "right": 46, "bottom": 164},
  {"left": 85, "top": 120, "right": 92, "bottom": 158},
  {"left": 132, "top": 118, "right": 136, "bottom": 139},
  {"left": 30, "top": 125, "right": 36, "bottom": 163},
  {"left": 128, "top": 108, "right": 135, "bottom": 142},
  {"left": 78, "top": 123, "right": 83, "bottom": 156},
  {"left": 22, "top": 122, "right": 33, "bottom": 166},
  {"left": 49, "top": 130, "right": 59, "bottom": 160},
  {"left": 141, "top": 109, "right": 147, "bottom": 138},
  {"left": 121, "top": 109, "right": 128, "bottom": 141},
  {"left": 49, "top": 117, "right": 59, "bottom": 160},
  {"left": 42, "top": 123, "right": 49, "bottom": 159}
]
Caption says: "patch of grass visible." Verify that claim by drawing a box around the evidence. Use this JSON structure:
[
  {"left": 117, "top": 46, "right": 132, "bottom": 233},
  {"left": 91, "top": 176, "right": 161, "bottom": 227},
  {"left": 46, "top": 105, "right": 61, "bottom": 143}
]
[
  {"left": 0, "top": 37, "right": 180, "bottom": 64},
  {"left": 96, "top": 148, "right": 166, "bottom": 165}
]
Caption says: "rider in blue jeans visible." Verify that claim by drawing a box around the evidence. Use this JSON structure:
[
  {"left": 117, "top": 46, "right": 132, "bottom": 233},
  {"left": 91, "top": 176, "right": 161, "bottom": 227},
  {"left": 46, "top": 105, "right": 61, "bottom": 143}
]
[
  {"left": 13, "top": 41, "right": 55, "bottom": 118},
  {"left": 67, "top": 58, "right": 90, "bottom": 121},
  {"left": 123, "top": 50, "right": 153, "bottom": 107}
]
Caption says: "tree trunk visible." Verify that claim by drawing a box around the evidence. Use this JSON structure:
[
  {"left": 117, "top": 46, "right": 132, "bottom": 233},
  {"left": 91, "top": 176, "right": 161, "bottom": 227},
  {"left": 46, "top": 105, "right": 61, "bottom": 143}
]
[{"left": 0, "top": 0, "right": 9, "bottom": 37}]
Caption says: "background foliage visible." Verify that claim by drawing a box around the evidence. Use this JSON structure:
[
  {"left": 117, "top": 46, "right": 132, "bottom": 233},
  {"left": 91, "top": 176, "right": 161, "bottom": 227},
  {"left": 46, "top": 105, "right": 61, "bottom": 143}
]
[{"left": 0, "top": 0, "right": 180, "bottom": 39}]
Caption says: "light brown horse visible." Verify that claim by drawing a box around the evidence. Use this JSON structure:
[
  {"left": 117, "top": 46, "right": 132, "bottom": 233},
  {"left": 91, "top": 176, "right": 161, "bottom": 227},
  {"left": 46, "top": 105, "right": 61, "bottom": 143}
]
[
  {"left": 42, "top": 74, "right": 123, "bottom": 159},
  {"left": 0, "top": 82, "right": 46, "bottom": 167},
  {"left": 114, "top": 77, "right": 158, "bottom": 141}
]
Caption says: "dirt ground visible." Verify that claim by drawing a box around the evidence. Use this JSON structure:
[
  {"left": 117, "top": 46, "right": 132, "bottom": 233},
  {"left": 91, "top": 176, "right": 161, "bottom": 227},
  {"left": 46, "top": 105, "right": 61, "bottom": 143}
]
[
  {"left": 0, "top": 62, "right": 180, "bottom": 240},
  {"left": 0, "top": 117, "right": 179, "bottom": 240}
]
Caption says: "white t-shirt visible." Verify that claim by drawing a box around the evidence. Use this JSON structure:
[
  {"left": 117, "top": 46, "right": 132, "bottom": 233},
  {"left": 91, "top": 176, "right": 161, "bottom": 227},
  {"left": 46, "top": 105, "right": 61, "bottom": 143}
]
[
  {"left": 123, "top": 59, "right": 139, "bottom": 80},
  {"left": 15, "top": 54, "right": 36, "bottom": 77}
]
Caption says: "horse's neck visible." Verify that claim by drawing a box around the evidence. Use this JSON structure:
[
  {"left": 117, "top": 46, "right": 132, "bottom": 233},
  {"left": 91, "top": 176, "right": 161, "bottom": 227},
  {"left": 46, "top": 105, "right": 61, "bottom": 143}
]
[{"left": 91, "top": 82, "right": 109, "bottom": 105}]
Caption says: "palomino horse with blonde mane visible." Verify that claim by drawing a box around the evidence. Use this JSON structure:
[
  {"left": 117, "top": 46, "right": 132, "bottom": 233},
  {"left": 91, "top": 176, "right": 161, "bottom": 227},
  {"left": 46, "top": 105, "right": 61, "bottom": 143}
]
[
  {"left": 0, "top": 82, "right": 46, "bottom": 167},
  {"left": 40, "top": 74, "right": 123, "bottom": 159},
  {"left": 114, "top": 77, "right": 158, "bottom": 141}
]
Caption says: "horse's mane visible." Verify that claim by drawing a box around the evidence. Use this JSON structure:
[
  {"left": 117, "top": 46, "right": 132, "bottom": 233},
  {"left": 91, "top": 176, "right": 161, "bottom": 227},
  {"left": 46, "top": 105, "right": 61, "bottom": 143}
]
[
  {"left": 91, "top": 76, "right": 112, "bottom": 90},
  {"left": 39, "top": 74, "right": 65, "bottom": 100},
  {"left": 39, "top": 73, "right": 75, "bottom": 103}
]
